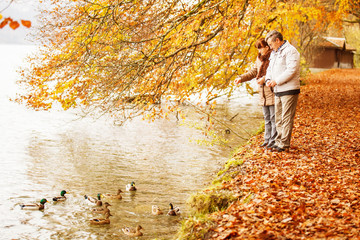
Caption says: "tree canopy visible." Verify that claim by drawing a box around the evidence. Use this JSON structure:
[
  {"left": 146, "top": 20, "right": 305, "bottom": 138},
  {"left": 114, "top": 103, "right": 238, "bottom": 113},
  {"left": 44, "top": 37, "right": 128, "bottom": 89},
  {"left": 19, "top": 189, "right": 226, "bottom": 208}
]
[{"left": 15, "top": 0, "right": 352, "bottom": 123}]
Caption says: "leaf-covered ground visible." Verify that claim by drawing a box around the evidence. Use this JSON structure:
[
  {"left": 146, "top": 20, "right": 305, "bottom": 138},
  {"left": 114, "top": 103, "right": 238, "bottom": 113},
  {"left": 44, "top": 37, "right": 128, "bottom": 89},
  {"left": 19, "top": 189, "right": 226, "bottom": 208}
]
[{"left": 207, "top": 69, "right": 360, "bottom": 239}]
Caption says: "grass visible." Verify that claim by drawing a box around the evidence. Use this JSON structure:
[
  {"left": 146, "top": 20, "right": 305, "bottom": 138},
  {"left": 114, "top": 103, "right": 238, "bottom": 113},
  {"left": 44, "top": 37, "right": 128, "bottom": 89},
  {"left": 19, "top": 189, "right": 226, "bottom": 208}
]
[
  {"left": 175, "top": 190, "right": 238, "bottom": 240},
  {"left": 175, "top": 214, "right": 217, "bottom": 240}
]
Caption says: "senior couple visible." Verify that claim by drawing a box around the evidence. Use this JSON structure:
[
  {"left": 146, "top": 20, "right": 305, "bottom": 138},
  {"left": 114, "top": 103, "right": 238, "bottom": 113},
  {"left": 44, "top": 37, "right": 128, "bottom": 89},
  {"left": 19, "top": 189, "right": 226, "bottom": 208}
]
[{"left": 235, "top": 30, "right": 300, "bottom": 152}]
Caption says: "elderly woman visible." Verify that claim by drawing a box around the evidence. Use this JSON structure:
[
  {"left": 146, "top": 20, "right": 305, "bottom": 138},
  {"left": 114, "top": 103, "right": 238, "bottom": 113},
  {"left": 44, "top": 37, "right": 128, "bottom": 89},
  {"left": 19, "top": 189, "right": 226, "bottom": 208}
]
[{"left": 235, "top": 38, "right": 277, "bottom": 148}]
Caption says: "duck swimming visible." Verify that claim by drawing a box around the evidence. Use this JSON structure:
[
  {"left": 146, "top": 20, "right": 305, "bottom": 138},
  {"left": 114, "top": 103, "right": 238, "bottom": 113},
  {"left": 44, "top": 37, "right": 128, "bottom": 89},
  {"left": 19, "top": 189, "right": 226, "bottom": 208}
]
[
  {"left": 91, "top": 202, "right": 111, "bottom": 214},
  {"left": 103, "top": 189, "right": 123, "bottom": 199},
  {"left": 122, "top": 225, "right": 143, "bottom": 237},
  {"left": 53, "top": 190, "right": 67, "bottom": 201},
  {"left": 151, "top": 205, "right": 163, "bottom": 215},
  {"left": 167, "top": 203, "right": 180, "bottom": 216},
  {"left": 84, "top": 193, "right": 103, "bottom": 206},
  {"left": 126, "top": 182, "right": 137, "bottom": 191},
  {"left": 89, "top": 211, "right": 112, "bottom": 225},
  {"left": 20, "top": 198, "right": 48, "bottom": 210}
]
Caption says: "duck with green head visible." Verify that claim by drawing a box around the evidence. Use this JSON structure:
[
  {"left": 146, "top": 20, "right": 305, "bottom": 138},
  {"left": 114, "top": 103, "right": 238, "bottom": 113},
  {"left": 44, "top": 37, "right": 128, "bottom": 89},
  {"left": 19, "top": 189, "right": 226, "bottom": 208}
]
[
  {"left": 167, "top": 203, "right": 180, "bottom": 216},
  {"left": 20, "top": 198, "right": 48, "bottom": 210},
  {"left": 126, "top": 182, "right": 137, "bottom": 191},
  {"left": 84, "top": 193, "right": 103, "bottom": 206},
  {"left": 53, "top": 190, "right": 67, "bottom": 201}
]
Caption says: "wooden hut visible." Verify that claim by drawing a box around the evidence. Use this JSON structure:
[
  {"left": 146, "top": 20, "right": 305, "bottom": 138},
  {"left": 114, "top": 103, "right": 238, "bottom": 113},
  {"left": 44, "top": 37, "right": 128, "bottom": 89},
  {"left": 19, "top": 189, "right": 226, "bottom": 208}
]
[{"left": 310, "top": 37, "right": 356, "bottom": 69}]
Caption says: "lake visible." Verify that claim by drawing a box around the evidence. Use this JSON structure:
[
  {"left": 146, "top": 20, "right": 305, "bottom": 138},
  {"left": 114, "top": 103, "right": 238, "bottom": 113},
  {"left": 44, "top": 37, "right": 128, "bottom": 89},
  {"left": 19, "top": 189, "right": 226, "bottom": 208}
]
[{"left": 0, "top": 44, "right": 262, "bottom": 239}]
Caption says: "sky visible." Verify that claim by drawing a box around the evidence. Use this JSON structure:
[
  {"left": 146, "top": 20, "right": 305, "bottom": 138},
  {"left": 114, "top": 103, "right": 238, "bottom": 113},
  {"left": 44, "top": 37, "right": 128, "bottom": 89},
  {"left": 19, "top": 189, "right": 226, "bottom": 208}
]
[
  {"left": 0, "top": 0, "right": 199, "bottom": 45},
  {"left": 0, "top": 0, "right": 40, "bottom": 45}
]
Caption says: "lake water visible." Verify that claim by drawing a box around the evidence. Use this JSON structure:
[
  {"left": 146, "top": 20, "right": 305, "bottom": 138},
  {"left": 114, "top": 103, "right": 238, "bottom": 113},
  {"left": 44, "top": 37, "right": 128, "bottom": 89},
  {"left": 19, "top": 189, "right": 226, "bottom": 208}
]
[{"left": 0, "top": 44, "right": 262, "bottom": 239}]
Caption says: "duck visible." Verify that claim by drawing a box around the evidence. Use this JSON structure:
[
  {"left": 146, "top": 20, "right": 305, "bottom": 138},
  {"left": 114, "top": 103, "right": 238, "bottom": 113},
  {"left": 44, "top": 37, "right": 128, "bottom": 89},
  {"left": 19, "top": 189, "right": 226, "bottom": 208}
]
[
  {"left": 91, "top": 202, "right": 111, "bottom": 214},
  {"left": 122, "top": 225, "right": 143, "bottom": 237},
  {"left": 84, "top": 193, "right": 103, "bottom": 206},
  {"left": 103, "top": 189, "right": 123, "bottom": 199},
  {"left": 53, "top": 190, "right": 67, "bottom": 201},
  {"left": 151, "top": 205, "right": 163, "bottom": 215},
  {"left": 126, "top": 182, "right": 137, "bottom": 191},
  {"left": 20, "top": 198, "right": 48, "bottom": 210},
  {"left": 89, "top": 211, "right": 112, "bottom": 225},
  {"left": 167, "top": 203, "right": 180, "bottom": 216}
]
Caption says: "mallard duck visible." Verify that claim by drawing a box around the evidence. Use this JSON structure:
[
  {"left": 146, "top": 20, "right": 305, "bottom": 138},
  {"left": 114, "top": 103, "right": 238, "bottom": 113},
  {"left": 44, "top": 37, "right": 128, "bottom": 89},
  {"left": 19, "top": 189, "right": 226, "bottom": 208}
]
[
  {"left": 53, "top": 190, "right": 67, "bottom": 201},
  {"left": 152, "top": 205, "right": 163, "bottom": 215},
  {"left": 126, "top": 182, "right": 137, "bottom": 191},
  {"left": 89, "top": 211, "right": 112, "bottom": 225},
  {"left": 91, "top": 202, "right": 111, "bottom": 214},
  {"left": 167, "top": 203, "right": 180, "bottom": 216},
  {"left": 20, "top": 198, "right": 48, "bottom": 210},
  {"left": 103, "top": 189, "right": 123, "bottom": 199},
  {"left": 122, "top": 225, "right": 143, "bottom": 237},
  {"left": 84, "top": 193, "right": 103, "bottom": 206}
]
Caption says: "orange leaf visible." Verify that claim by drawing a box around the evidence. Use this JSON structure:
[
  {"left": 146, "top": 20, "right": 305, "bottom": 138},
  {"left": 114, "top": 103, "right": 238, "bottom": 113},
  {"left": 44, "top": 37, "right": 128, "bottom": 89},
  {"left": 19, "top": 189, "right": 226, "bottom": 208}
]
[
  {"left": 21, "top": 20, "right": 31, "bottom": 28},
  {"left": 0, "top": 21, "right": 6, "bottom": 29},
  {"left": 9, "top": 20, "right": 20, "bottom": 30}
]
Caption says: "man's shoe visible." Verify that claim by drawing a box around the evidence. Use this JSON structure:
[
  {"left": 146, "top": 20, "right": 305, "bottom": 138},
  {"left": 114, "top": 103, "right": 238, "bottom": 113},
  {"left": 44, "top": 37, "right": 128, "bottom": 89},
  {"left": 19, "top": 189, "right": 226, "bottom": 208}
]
[
  {"left": 260, "top": 142, "right": 269, "bottom": 147},
  {"left": 267, "top": 142, "right": 275, "bottom": 149},
  {"left": 272, "top": 146, "right": 288, "bottom": 152}
]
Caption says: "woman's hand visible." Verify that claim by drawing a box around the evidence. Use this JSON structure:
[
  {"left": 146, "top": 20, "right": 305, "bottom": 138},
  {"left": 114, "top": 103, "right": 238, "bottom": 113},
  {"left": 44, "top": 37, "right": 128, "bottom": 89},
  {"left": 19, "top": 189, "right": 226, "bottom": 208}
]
[
  {"left": 234, "top": 77, "right": 242, "bottom": 85},
  {"left": 256, "top": 77, "right": 265, "bottom": 85}
]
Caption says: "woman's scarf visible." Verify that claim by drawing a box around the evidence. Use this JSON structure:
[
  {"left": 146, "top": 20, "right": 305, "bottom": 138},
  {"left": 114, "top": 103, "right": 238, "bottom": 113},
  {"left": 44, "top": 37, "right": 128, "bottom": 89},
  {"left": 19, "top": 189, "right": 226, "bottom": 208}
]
[{"left": 256, "top": 49, "right": 272, "bottom": 79}]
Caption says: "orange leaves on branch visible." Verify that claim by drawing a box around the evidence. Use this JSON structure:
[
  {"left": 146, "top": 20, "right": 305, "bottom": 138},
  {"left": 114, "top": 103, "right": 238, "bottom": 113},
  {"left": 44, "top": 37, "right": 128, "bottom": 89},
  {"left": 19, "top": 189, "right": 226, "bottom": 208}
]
[{"left": 15, "top": 0, "right": 352, "bottom": 123}]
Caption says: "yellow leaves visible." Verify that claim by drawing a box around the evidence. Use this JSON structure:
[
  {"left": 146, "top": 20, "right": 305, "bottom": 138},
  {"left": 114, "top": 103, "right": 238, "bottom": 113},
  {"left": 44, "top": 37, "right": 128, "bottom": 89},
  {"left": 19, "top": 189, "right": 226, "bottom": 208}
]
[
  {"left": 15, "top": 0, "right": 351, "bottom": 122},
  {"left": 335, "top": 0, "right": 351, "bottom": 14}
]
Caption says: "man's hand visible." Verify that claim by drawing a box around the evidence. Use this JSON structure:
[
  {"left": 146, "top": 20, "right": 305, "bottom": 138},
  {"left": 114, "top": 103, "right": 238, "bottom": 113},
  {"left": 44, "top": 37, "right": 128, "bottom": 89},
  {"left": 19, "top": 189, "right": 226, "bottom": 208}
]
[{"left": 266, "top": 80, "right": 277, "bottom": 87}]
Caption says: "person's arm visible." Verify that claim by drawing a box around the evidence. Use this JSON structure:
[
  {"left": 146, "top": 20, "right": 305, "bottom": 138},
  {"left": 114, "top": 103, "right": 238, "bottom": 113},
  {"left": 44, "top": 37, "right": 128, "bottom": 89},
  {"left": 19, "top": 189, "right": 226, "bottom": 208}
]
[{"left": 235, "top": 67, "right": 257, "bottom": 85}]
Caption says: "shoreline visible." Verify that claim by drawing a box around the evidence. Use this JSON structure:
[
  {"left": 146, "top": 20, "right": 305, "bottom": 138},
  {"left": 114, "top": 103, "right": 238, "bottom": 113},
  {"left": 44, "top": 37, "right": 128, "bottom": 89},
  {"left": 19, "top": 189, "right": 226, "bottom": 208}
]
[{"left": 177, "top": 69, "right": 360, "bottom": 239}]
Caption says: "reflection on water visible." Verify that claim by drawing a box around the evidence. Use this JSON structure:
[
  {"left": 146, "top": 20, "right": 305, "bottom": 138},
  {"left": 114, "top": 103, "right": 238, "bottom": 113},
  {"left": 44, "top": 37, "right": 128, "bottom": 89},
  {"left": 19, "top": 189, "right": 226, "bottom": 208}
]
[{"left": 0, "top": 44, "right": 263, "bottom": 239}]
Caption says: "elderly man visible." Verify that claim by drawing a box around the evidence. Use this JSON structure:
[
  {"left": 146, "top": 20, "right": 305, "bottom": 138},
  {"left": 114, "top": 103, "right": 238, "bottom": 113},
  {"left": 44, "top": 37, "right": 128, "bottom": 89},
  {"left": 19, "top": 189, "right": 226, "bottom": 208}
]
[{"left": 265, "top": 30, "right": 300, "bottom": 152}]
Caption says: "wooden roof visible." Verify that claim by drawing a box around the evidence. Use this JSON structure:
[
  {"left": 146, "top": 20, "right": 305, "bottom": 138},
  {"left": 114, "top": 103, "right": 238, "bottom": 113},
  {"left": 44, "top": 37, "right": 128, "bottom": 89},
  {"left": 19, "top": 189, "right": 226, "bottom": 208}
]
[{"left": 317, "top": 37, "right": 356, "bottom": 51}]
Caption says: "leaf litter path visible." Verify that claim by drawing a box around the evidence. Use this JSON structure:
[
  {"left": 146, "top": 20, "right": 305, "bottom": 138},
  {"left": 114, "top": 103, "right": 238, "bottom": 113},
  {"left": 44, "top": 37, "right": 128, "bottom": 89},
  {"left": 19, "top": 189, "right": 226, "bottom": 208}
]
[{"left": 209, "top": 69, "right": 360, "bottom": 239}]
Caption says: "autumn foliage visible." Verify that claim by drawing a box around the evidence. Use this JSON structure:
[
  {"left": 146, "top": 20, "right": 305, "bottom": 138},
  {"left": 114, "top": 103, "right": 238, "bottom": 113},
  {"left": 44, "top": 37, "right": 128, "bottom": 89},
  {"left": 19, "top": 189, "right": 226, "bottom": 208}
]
[
  {"left": 14, "top": 0, "right": 352, "bottom": 122},
  {"left": 0, "top": 15, "right": 31, "bottom": 30},
  {"left": 194, "top": 69, "right": 360, "bottom": 239}
]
